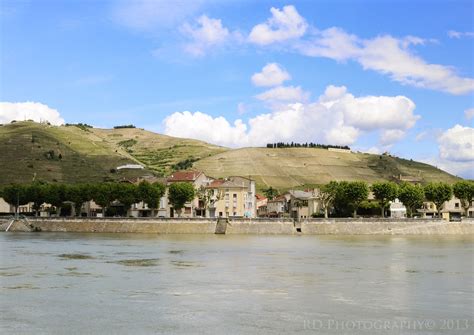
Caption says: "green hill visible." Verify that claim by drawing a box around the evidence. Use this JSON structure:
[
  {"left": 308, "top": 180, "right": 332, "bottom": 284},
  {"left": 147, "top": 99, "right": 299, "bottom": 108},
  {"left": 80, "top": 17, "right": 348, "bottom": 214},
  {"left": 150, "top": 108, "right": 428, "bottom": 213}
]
[
  {"left": 0, "top": 121, "right": 459, "bottom": 189},
  {"left": 0, "top": 121, "right": 225, "bottom": 185},
  {"left": 194, "top": 147, "right": 459, "bottom": 191}
]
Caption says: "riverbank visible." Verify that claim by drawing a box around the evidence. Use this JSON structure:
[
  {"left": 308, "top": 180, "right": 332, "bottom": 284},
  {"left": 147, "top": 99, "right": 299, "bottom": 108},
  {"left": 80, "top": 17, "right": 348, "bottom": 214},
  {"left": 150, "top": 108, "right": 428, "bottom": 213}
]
[{"left": 1, "top": 217, "right": 473, "bottom": 235}]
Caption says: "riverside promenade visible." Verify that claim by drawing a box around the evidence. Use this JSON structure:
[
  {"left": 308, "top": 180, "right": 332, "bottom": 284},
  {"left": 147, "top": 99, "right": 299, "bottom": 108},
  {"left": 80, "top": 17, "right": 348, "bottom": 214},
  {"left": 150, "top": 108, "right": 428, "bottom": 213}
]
[{"left": 1, "top": 217, "right": 473, "bottom": 235}]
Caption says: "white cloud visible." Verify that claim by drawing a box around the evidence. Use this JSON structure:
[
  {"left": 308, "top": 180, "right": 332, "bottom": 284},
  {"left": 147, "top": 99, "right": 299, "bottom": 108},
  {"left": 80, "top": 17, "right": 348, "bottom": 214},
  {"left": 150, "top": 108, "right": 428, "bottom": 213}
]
[
  {"left": 336, "top": 94, "right": 418, "bottom": 131},
  {"left": 447, "top": 30, "right": 474, "bottom": 39},
  {"left": 0, "top": 102, "right": 65, "bottom": 125},
  {"left": 255, "top": 5, "right": 473, "bottom": 95},
  {"left": 380, "top": 129, "right": 406, "bottom": 146},
  {"left": 248, "top": 5, "right": 307, "bottom": 45},
  {"left": 296, "top": 27, "right": 360, "bottom": 61},
  {"left": 163, "top": 111, "right": 247, "bottom": 148},
  {"left": 255, "top": 85, "right": 309, "bottom": 102},
  {"left": 112, "top": 0, "right": 205, "bottom": 30},
  {"left": 438, "top": 125, "right": 474, "bottom": 162},
  {"left": 163, "top": 85, "right": 418, "bottom": 148},
  {"left": 357, "top": 35, "right": 474, "bottom": 95},
  {"left": 180, "top": 15, "right": 230, "bottom": 56},
  {"left": 465, "top": 108, "right": 474, "bottom": 121},
  {"left": 251, "top": 63, "right": 291, "bottom": 87}
]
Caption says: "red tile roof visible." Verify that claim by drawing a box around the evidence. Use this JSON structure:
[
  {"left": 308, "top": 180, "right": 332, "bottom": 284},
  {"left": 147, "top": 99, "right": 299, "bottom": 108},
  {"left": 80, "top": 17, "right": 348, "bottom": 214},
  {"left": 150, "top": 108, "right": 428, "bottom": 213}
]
[
  {"left": 255, "top": 194, "right": 267, "bottom": 201},
  {"left": 207, "top": 179, "right": 225, "bottom": 188}
]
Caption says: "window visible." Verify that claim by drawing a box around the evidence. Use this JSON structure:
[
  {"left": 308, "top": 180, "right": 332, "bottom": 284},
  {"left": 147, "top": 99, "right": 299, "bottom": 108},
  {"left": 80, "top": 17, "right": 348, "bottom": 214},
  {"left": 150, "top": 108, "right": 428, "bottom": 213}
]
[{"left": 455, "top": 203, "right": 460, "bottom": 208}]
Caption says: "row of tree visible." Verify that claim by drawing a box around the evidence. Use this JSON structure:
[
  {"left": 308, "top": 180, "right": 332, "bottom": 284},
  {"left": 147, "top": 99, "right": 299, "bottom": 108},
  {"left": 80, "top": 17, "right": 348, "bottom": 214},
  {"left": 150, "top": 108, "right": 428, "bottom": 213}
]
[
  {"left": 266, "top": 142, "right": 351, "bottom": 150},
  {"left": 319, "top": 180, "right": 473, "bottom": 218},
  {"left": 0, "top": 181, "right": 165, "bottom": 217}
]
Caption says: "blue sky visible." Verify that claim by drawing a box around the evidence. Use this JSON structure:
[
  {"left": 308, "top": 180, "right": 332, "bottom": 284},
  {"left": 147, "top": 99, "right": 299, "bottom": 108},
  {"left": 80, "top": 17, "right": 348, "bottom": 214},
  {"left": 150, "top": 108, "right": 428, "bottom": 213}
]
[{"left": 0, "top": 0, "right": 473, "bottom": 177}]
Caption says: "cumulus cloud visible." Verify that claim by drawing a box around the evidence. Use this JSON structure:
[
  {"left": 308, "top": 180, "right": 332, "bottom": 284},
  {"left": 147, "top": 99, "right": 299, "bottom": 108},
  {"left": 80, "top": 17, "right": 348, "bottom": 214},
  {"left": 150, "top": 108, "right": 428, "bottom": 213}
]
[
  {"left": 163, "top": 111, "right": 247, "bottom": 148},
  {"left": 0, "top": 102, "right": 64, "bottom": 125},
  {"left": 447, "top": 30, "right": 474, "bottom": 39},
  {"left": 248, "top": 5, "right": 307, "bottom": 45},
  {"left": 180, "top": 15, "right": 231, "bottom": 56},
  {"left": 255, "top": 85, "right": 309, "bottom": 102},
  {"left": 251, "top": 5, "right": 474, "bottom": 95},
  {"left": 380, "top": 129, "right": 406, "bottom": 146},
  {"left": 297, "top": 30, "right": 474, "bottom": 95},
  {"left": 163, "top": 85, "right": 419, "bottom": 148},
  {"left": 465, "top": 108, "right": 474, "bottom": 121},
  {"left": 438, "top": 125, "right": 474, "bottom": 162},
  {"left": 251, "top": 63, "right": 291, "bottom": 87}
]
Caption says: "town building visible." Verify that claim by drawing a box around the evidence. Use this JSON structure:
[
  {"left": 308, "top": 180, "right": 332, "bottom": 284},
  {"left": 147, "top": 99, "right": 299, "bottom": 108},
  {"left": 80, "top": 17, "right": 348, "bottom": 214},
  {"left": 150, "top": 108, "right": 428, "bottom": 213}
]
[
  {"left": 286, "top": 190, "right": 321, "bottom": 219},
  {"left": 205, "top": 176, "right": 256, "bottom": 218},
  {"left": 266, "top": 195, "right": 290, "bottom": 217}
]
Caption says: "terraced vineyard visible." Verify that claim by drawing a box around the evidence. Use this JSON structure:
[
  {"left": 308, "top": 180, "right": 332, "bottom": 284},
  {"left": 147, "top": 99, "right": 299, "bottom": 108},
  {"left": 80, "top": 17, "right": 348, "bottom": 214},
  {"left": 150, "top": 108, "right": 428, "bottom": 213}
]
[{"left": 0, "top": 121, "right": 459, "bottom": 189}]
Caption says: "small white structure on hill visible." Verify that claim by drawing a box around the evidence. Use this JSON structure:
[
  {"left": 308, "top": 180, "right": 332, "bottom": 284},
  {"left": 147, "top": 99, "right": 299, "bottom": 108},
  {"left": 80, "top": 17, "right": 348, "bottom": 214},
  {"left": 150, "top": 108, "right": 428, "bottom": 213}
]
[{"left": 116, "top": 164, "right": 144, "bottom": 170}]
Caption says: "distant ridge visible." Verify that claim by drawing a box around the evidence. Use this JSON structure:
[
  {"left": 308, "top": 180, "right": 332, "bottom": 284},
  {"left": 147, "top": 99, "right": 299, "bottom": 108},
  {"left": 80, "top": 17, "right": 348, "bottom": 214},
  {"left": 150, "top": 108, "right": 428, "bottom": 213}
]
[{"left": 0, "top": 121, "right": 459, "bottom": 189}]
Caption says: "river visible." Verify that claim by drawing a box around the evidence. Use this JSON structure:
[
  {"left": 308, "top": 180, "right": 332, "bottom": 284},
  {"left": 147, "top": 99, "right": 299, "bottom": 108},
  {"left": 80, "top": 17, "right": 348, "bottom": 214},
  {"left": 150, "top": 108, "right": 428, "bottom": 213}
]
[{"left": 1, "top": 233, "right": 473, "bottom": 334}]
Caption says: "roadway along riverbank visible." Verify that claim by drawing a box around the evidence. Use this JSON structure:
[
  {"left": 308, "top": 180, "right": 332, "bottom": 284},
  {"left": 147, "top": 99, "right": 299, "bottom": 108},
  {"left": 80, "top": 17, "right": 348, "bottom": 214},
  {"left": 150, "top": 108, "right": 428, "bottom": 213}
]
[{"left": 1, "top": 217, "right": 473, "bottom": 235}]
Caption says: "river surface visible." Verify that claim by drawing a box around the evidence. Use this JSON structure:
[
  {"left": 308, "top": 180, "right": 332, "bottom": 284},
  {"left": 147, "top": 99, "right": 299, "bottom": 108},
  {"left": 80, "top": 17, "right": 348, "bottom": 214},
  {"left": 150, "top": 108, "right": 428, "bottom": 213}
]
[{"left": 0, "top": 233, "right": 473, "bottom": 334}]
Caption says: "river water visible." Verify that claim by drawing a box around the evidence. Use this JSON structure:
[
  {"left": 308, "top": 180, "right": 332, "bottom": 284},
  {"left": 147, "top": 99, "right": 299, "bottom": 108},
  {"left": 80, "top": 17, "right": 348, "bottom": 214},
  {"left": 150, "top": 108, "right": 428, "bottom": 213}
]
[{"left": 0, "top": 233, "right": 473, "bottom": 334}]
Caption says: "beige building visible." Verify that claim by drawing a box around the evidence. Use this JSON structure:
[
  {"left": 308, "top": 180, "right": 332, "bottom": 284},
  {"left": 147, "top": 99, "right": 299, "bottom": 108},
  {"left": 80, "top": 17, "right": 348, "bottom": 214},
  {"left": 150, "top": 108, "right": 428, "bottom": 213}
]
[
  {"left": 417, "top": 196, "right": 474, "bottom": 221},
  {"left": 205, "top": 176, "right": 256, "bottom": 218},
  {"left": 441, "top": 196, "right": 474, "bottom": 221},
  {"left": 287, "top": 190, "right": 321, "bottom": 219},
  {"left": 266, "top": 195, "right": 289, "bottom": 217},
  {"left": 165, "top": 171, "right": 212, "bottom": 218}
]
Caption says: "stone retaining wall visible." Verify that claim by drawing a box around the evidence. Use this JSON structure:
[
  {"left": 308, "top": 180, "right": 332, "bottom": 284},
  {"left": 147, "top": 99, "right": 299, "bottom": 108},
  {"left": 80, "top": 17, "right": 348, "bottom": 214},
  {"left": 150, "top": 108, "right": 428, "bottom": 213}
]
[{"left": 0, "top": 217, "right": 473, "bottom": 235}]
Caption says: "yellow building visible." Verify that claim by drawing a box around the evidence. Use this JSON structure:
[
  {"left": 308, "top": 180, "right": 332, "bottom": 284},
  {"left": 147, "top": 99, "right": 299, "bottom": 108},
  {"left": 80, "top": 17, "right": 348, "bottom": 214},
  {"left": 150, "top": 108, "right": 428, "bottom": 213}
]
[{"left": 205, "top": 177, "right": 256, "bottom": 218}]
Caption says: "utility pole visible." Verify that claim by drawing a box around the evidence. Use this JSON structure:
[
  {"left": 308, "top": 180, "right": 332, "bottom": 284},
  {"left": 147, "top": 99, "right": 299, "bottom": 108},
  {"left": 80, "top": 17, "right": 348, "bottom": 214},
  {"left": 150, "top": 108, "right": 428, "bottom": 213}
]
[{"left": 16, "top": 192, "right": 19, "bottom": 220}]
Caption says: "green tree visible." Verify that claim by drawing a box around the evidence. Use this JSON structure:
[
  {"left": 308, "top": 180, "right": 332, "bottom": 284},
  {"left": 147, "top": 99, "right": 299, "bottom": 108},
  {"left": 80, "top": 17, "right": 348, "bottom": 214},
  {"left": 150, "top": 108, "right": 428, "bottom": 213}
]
[
  {"left": 137, "top": 181, "right": 165, "bottom": 209},
  {"left": 453, "top": 181, "right": 474, "bottom": 217},
  {"left": 371, "top": 182, "right": 399, "bottom": 217},
  {"left": 114, "top": 183, "right": 139, "bottom": 215},
  {"left": 319, "top": 181, "right": 339, "bottom": 218},
  {"left": 25, "top": 182, "right": 48, "bottom": 216},
  {"left": 168, "top": 182, "right": 195, "bottom": 217},
  {"left": 43, "top": 184, "right": 67, "bottom": 216},
  {"left": 336, "top": 181, "right": 369, "bottom": 218},
  {"left": 1, "top": 184, "right": 29, "bottom": 215},
  {"left": 424, "top": 182, "right": 453, "bottom": 217},
  {"left": 65, "top": 184, "right": 92, "bottom": 217},
  {"left": 262, "top": 187, "right": 279, "bottom": 200},
  {"left": 90, "top": 183, "right": 115, "bottom": 216},
  {"left": 398, "top": 183, "right": 425, "bottom": 218}
]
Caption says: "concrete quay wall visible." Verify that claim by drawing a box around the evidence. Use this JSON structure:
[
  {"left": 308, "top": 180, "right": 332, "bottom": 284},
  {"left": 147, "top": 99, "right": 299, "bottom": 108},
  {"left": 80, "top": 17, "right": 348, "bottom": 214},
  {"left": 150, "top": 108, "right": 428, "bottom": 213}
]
[{"left": 0, "top": 217, "right": 473, "bottom": 235}]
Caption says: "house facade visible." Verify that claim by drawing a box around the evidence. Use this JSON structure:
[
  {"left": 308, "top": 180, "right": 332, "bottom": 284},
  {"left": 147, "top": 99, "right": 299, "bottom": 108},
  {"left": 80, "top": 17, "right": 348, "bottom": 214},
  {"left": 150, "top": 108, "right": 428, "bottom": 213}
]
[
  {"left": 287, "top": 190, "right": 321, "bottom": 219},
  {"left": 205, "top": 176, "right": 256, "bottom": 218}
]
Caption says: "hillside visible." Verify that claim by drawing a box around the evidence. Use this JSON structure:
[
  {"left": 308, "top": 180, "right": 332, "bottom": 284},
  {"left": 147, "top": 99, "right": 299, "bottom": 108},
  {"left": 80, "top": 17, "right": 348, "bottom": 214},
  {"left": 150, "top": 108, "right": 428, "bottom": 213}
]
[
  {"left": 194, "top": 147, "right": 459, "bottom": 191},
  {"left": 0, "top": 121, "right": 459, "bottom": 188},
  {"left": 0, "top": 122, "right": 226, "bottom": 185}
]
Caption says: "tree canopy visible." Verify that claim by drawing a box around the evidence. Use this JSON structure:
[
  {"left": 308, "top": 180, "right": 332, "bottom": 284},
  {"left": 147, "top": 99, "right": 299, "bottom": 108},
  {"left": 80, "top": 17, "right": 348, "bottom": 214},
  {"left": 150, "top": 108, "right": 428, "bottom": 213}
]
[
  {"left": 453, "top": 181, "right": 474, "bottom": 216},
  {"left": 398, "top": 183, "right": 424, "bottom": 218},
  {"left": 168, "top": 182, "right": 195, "bottom": 215},
  {"left": 424, "top": 182, "right": 453, "bottom": 217},
  {"left": 371, "top": 182, "right": 399, "bottom": 217}
]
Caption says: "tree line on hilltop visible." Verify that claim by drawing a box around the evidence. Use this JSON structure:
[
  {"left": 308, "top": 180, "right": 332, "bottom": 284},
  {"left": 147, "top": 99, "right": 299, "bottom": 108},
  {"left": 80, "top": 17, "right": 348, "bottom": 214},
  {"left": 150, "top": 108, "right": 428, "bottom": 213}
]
[{"left": 266, "top": 142, "right": 350, "bottom": 150}]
